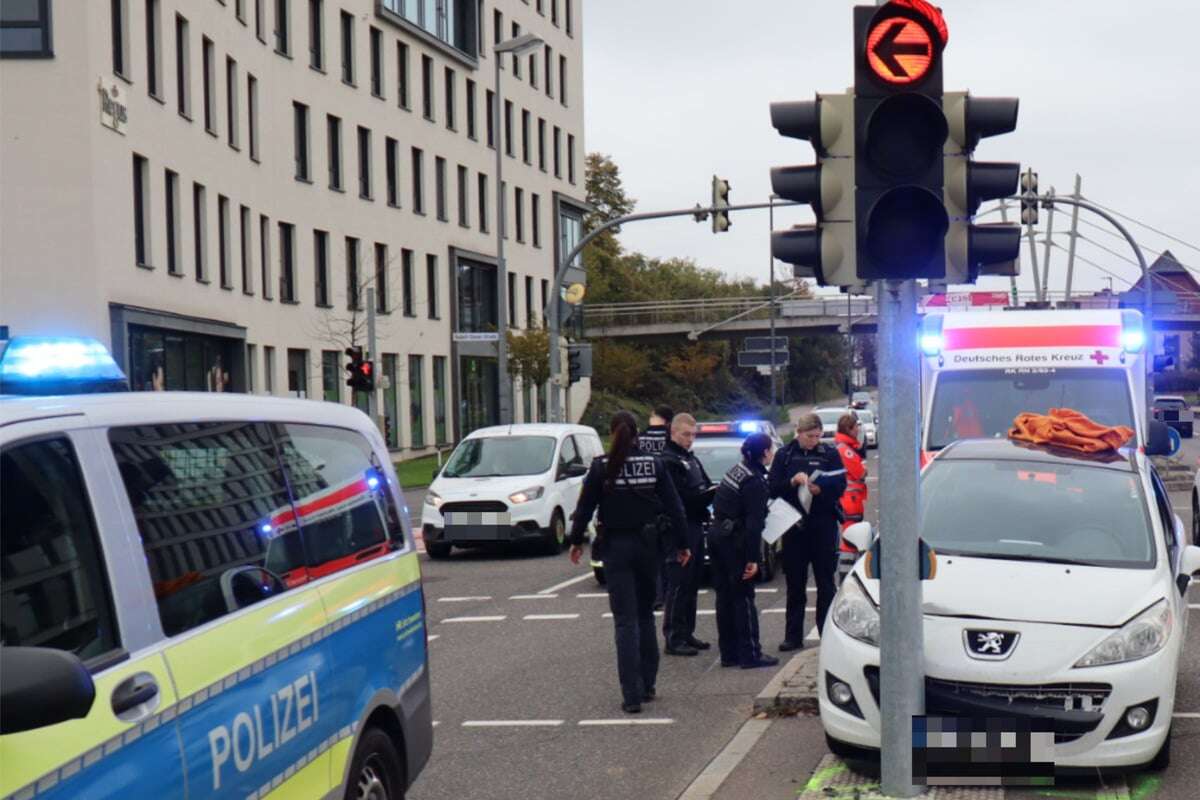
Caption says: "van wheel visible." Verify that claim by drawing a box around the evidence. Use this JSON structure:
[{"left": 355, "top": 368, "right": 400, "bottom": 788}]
[
  {"left": 346, "top": 727, "right": 405, "bottom": 800},
  {"left": 542, "top": 511, "right": 566, "bottom": 556},
  {"left": 426, "top": 541, "right": 452, "bottom": 559}
]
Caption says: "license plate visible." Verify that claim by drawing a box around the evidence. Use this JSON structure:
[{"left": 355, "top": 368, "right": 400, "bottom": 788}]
[{"left": 913, "top": 716, "right": 1056, "bottom": 786}]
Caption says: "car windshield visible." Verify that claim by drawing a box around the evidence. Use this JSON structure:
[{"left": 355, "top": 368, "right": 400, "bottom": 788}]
[
  {"left": 693, "top": 442, "right": 744, "bottom": 483},
  {"left": 921, "top": 458, "right": 1153, "bottom": 567},
  {"left": 927, "top": 368, "right": 1136, "bottom": 450},
  {"left": 442, "top": 436, "right": 557, "bottom": 478},
  {"left": 854, "top": 410, "right": 875, "bottom": 424},
  {"left": 815, "top": 410, "right": 845, "bottom": 426}
]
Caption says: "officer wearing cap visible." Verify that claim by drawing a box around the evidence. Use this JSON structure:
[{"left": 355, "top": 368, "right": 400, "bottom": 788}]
[
  {"left": 710, "top": 433, "right": 779, "bottom": 669},
  {"left": 569, "top": 410, "right": 690, "bottom": 714}
]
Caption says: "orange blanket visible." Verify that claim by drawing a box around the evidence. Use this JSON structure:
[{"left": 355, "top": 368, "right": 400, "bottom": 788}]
[{"left": 1008, "top": 408, "right": 1134, "bottom": 453}]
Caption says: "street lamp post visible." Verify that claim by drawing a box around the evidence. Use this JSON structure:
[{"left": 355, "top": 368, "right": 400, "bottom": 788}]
[{"left": 492, "top": 33, "right": 544, "bottom": 425}]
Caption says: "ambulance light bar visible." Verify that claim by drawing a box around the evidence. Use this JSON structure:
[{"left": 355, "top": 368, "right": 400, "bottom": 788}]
[
  {"left": 1120, "top": 311, "right": 1145, "bottom": 353},
  {"left": 920, "top": 315, "right": 945, "bottom": 357}
]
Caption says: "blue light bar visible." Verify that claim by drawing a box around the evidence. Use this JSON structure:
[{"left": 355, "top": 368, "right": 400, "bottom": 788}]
[
  {"left": 0, "top": 336, "right": 129, "bottom": 395},
  {"left": 920, "top": 315, "right": 944, "bottom": 356},
  {"left": 1120, "top": 310, "right": 1145, "bottom": 353},
  {"left": 737, "top": 421, "right": 760, "bottom": 434}
]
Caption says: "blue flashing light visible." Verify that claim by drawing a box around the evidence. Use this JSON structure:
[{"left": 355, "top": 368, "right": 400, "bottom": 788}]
[
  {"left": 260, "top": 523, "right": 273, "bottom": 535},
  {"left": 367, "top": 476, "right": 380, "bottom": 490},
  {"left": 0, "top": 336, "right": 128, "bottom": 395},
  {"left": 920, "top": 334, "right": 944, "bottom": 357},
  {"left": 737, "top": 421, "right": 760, "bottom": 434},
  {"left": 1121, "top": 329, "right": 1145, "bottom": 353}
]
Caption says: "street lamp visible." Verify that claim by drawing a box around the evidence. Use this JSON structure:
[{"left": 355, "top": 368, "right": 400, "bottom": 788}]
[{"left": 493, "top": 32, "right": 544, "bottom": 425}]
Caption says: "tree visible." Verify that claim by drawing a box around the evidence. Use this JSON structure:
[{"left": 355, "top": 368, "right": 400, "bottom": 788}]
[
  {"left": 592, "top": 341, "right": 651, "bottom": 396},
  {"left": 585, "top": 152, "right": 636, "bottom": 233},
  {"left": 307, "top": 244, "right": 406, "bottom": 352},
  {"left": 506, "top": 326, "right": 551, "bottom": 388},
  {"left": 663, "top": 342, "right": 723, "bottom": 390}
]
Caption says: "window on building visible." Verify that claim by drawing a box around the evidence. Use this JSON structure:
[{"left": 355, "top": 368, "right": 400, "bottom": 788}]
[
  {"left": 202, "top": 36, "right": 216, "bottom": 133},
  {"left": 457, "top": 165, "right": 469, "bottom": 227},
  {"left": 174, "top": 15, "right": 190, "bottom": 117},
  {"left": 396, "top": 41, "right": 410, "bottom": 109},
  {"left": 286, "top": 349, "right": 308, "bottom": 396},
  {"left": 293, "top": 101, "right": 310, "bottom": 181},
  {"left": 433, "top": 356, "right": 448, "bottom": 443},
  {"left": 500, "top": 180, "right": 507, "bottom": 239},
  {"left": 345, "top": 236, "right": 360, "bottom": 310},
  {"left": 411, "top": 147, "right": 425, "bottom": 214},
  {"left": 165, "top": 169, "right": 181, "bottom": 274},
  {"left": 308, "top": 0, "right": 323, "bottom": 69},
  {"left": 111, "top": 0, "right": 128, "bottom": 77},
  {"left": 507, "top": 272, "right": 516, "bottom": 327},
  {"left": 492, "top": 9, "right": 502, "bottom": 59},
  {"left": 314, "top": 229, "right": 330, "bottom": 305},
  {"left": 566, "top": 0, "right": 573, "bottom": 36},
  {"left": 383, "top": 353, "right": 399, "bottom": 447},
  {"left": 537, "top": 0, "right": 544, "bottom": 16},
  {"left": 375, "top": 242, "right": 389, "bottom": 312},
  {"left": 559, "top": 54, "right": 567, "bottom": 105},
  {"left": 537, "top": 118, "right": 546, "bottom": 171},
  {"left": 255, "top": 0, "right": 265, "bottom": 40},
  {"left": 240, "top": 205, "right": 252, "bottom": 293},
  {"left": 553, "top": 125, "right": 561, "bottom": 177},
  {"left": 364, "top": 26, "right": 383, "bottom": 96},
  {"left": 0, "top": 0, "right": 53, "bottom": 57},
  {"left": 279, "top": 222, "right": 296, "bottom": 302},
  {"left": 457, "top": 260, "right": 498, "bottom": 333},
  {"left": 504, "top": 100, "right": 513, "bottom": 156},
  {"left": 381, "top": 0, "right": 476, "bottom": 57},
  {"left": 225, "top": 57, "right": 239, "bottom": 148},
  {"left": 357, "top": 125, "right": 372, "bottom": 199},
  {"left": 260, "top": 214, "right": 272, "bottom": 299},
  {"left": 218, "top": 195, "right": 232, "bottom": 288},
  {"left": 421, "top": 54, "right": 434, "bottom": 120},
  {"left": 322, "top": 350, "right": 340, "bottom": 402},
  {"left": 264, "top": 345, "right": 276, "bottom": 391},
  {"left": 401, "top": 248, "right": 415, "bottom": 317},
  {"left": 531, "top": 193, "right": 541, "bottom": 248},
  {"left": 385, "top": 136, "right": 399, "bottom": 207},
  {"left": 192, "top": 182, "right": 207, "bottom": 281},
  {"left": 465, "top": 78, "right": 476, "bottom": 139},
  {"left": 274, "top": 0, "right": 290, "bottom": 54},
  {"left": 426, "top": 254, "right": 439, "bottom": 319},
  {"left": 511, "top": 22, "right": 521, "bottom": 76},
  {"left": 521, "top": 109, "right": 531, "bottom": 164},
  {"left": 132, "top": 155, "right": 150, "bottom": 267},
  {"left": 525, "top": 276, "right": 535, "bottom": 326},
  {"left": 327, "top": 114, "right": 342, "bottom": 189},
  {"left": 485, "top": 89, "right": 495, "bottom": 148},
  {"left": 541, "top": 278, "right": 548, "bottom": 320},
  {"left": 339, "top": 10, "right": 354, "bottom": 83},
  {"left": 544, "top": 45, "right": 553, "bottom": 98},
  {"left": 409, "top": 355, "right": 426, "bottom": 448},
  {"left": 567, "top": 134, "right": 576, "bottom": 184},
  {"left": 559, "top": 204, "right": 583, "bottom": 267},
  {"left": 444, "top": 67, "right": 456, "bottom": 130},
  {"left": 248, "top": 73, "right": 260, "bottom": 160},
  {"left": 247, "top": 343, "right": 257, "bottom": 390},
  {"left": 478, "top": 173, "right": 489, "bottom": 233},
  {"left": 514, "top": 186, "right": 524, "bottom": 242},
  {"left": 551, "top": 0, "right": 558, "bottom": 26},
  {"left": 435, "top": 156, "right": 447, "bottom": 221},
  {"left": 146, "top": 0, "right": 162, "bottom": 96}
]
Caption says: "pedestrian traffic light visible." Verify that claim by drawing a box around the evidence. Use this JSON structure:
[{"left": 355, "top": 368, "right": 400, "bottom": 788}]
[
  {"left": 853, "top": 1, "right": 950, "bottom": 281},
  {"left": 768, "top": 92, "right": 857, "bottom": 287},
  {"left": 711, "top": 176, "right": 731, "bottom": 233},
  {"left": 567, "top": 342, "right": 592, "bottom": 385},
  {"left": 942, "top": 91, "right": 1021, "bottom": 283},
  {"left": 344, "top": 346, "right": 374, "bottom": 391}
]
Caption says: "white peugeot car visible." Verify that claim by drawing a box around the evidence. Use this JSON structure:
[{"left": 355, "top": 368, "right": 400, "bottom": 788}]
[
  {"left": 820, "top": 438, "right": 1200, "bottom": 773},
  {"left": 421, "top": 423, "right": 603, "bottom": 558}
]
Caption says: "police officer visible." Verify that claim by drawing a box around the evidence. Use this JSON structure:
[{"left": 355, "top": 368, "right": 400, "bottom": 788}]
[
  {"left": 660, "top": 413, "right": 715, "bottom": 656},
  {"left": 570, "top": 411, "right": 690, "bottom": 714},
  {"left": 769, "top": 413, "right": 846, "bottom": 650},
  {"left": 639, "top": 405, "right": 674, "bottom": 608},
  {"left": 711, "top": 433, "right": 779, "bottom": 669}
]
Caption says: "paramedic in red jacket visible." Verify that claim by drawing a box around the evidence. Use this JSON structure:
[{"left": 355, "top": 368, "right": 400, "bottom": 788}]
[{"left": 835, "top": 413, "right": 868, "bottom": 534}]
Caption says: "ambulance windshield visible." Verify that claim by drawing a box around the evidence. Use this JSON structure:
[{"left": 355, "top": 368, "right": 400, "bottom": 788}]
[{"left": 927, "top": 368, "right": 1135, "bottom": 450}]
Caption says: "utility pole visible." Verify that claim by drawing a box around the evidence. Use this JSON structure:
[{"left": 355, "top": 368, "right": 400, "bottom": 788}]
[
  {"left": 1064, "top": 174, "right": 1083, "bottom": 301},
  {"left": 769, "top": 195, "right": 779, "bottom": 421},
  {"left": 1026, "top": 214, "right": 1043, "bottom": 303},
  {"left": 1040, "top": 187, "right": 1056, "bottom": 303},
  {"left": 998, "top": 197, "right": 1019, "bottom": 302}
]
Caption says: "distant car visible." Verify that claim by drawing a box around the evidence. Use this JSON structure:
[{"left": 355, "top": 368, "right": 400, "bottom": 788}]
[
  {"left": 852, "top": 409, "right": 878, "bottom": 449},
  {"left": 1152, "top": 395, "right": 1193, "bottom": 438},
  {"left": 813, "top": 407, "right": 867, "bottom": 450},
  {"left": 422, "top": 423, "right": 603, "bottom": 558}
]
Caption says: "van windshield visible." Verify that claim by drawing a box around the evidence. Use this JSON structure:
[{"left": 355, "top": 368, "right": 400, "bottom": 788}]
[
  {"left": 442, "top": 436, "right": 557, "bottom": 478},
  {"left": 927, "top": 368, "right": 1135, "bottom": 450}
]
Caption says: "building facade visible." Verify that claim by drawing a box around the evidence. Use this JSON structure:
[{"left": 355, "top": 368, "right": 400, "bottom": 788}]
[{"left": 0, "top": 0, "right": 589, "bottom": 452}]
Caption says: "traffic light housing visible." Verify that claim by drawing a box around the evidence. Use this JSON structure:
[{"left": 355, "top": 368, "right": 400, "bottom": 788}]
[
  {"left": 768, "top": 92, "right": 856, "bottom": 286},
  {"left": 567, "top": 342, "right": 592, "bottom": 385},
  {"left": 345, "top": 346, "right": 375, "bottom": 392},
  {"left": 711, "top": 176, "right": 731, "bottom": 233}
]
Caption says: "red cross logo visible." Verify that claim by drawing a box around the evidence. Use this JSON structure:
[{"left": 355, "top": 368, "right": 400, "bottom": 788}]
[{"left": 1090, "top": 350, "right": 1110, "bottom": 365}]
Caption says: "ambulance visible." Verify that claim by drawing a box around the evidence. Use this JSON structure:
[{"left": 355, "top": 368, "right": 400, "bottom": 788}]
[{"left": 918, "top": 308, "right": 1148, "bottom": 464}]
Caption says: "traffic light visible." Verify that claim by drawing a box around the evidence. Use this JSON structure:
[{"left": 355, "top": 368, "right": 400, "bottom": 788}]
[
  {"left": 567, "top": 342, "right": 592, "bottom": 385},
  {"left": 853, "top": 2, "right": 950, "bottom": 281},
  {"left": 768, "top": 92, "right": 857, "bottom": 286},
  {"left": 942, "top": 91, "right": 1021, "bottom": 283},
  {"left": 711, "top": 176, "right": 731, "bottom": 233},
  {"left": 344, "top": 346, "right": 375, "bottom": 392},
  {"left": 1020, "top": 168, "right": 1039, "bottom": 225}
]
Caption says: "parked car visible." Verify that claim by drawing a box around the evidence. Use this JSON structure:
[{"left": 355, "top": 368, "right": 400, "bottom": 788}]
[
  {"left": 852, "top": 409, "right": 878, "bottom": 449},
  {"left": 1152, "top": 395, "right": 1194, "bottom": 438}
]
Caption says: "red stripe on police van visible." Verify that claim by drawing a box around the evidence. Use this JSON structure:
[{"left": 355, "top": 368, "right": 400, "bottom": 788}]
[{"left": 944, "top": 325, "right": 1121, "bottom": 350}]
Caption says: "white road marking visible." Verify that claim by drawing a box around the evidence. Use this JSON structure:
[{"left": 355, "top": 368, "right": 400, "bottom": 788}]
[
  {"left": 443, "top": 615, "right": 507, "bottom": 623},
  {"left": 1190, "top": 604, "right": 1200, "bottom": 609},
  {"left": 697, "top": 610, "right": 716, "bottom": 616},
  {"left": 677, "top": 717, "right": 772, "bottom": 799},
  {"left": 523, "top": 613, "right": 581, "bottom": 620},
  {"left": 577, "top": 592, "right": 609, "bottom": 598},
  {"left": 805, "top": 627, "right": 821, "bottom": 642},
  {"left": 437, "top": 596, "right": 492, "bottom": 602},
  {"left": 603, "top": 611, "right": 667, "bottom": 618},
  {"left": 578, "top": 718, "right": 675, "bottom": 726},
  {"left": 539, "top": 571, "right": 594, "bottom": 595},
  {"left": 511, "top": 593, "right": 559, "bottom": 600},
  {"left": 1174, "top": 712, "right": 1200, "bottom": 718},
  {"left": 432, "top": 721, "right": 440, "bottom": 727},
  {"left": 762, "top": 608, "right": 815, "bottom": 614},
  {"left": 427, "top": 634, "right": 441, "bottom": 641},
  {"left": 462, "top": 720, "right": 564, "bottom": 728},
  {"left": 755, "top": 588, "right": 779, "bottom": 594}
]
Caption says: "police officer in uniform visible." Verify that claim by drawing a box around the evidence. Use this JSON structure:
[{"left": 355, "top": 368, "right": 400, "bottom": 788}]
[
  {"left": 711, "top": 433, "right": 779, "bottom": 669},
  {"left": 769, "top": 413, "right": 846, "bottom": 650},
  {"left": 570, "top": 411, "right": 690, "bottom": 714},
  {"left": 660, "top": 413, "right": 715, "bottom": 656},
  {"left": 638, "top": 405, "right": 674, "bottom": 608}
]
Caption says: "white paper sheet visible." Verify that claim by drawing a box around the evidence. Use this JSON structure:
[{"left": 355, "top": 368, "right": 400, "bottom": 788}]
[{"left": 763, "top": 498, "right": 802, "bottom": 545}]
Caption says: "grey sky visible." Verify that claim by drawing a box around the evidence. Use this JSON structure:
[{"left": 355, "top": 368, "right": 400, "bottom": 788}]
[{"left": 582, "top": 0, "right": 1200, "bottom": 296}]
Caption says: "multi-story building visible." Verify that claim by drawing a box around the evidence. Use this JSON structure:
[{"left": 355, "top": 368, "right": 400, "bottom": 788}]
[{"left": 0, "top": 0, "right": 589, "bottom": 452}]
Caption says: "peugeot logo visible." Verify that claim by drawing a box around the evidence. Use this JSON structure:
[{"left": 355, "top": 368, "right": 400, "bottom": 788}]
[{"left": 963, "top": 629, "right": 1020, "bottom": 661}]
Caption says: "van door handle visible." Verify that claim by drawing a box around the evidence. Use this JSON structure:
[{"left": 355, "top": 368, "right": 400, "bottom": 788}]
[{"left": 112, "top": 675, "right": 159, "bottom": 716}]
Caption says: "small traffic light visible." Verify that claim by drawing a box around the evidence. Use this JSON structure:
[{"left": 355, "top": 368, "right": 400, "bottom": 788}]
[
  {"left": 711, "top": 176, "right": 731, "bottom": 233},
  {"left": 344, "top": 346, "right": 374, "bottom": 392},
  {"left": 768, "top": 92, "right": 857, "bottom": 287},
  {"left": 1020, "top": 169, "right": 1039, "bottom": 226},
  {"left": 567, "top": 342, "right": 592, "bottom": 385}
]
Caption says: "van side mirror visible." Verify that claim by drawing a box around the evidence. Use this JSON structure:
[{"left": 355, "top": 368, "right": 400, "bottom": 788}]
[
  {"left": 0, "top": 647, "right": 96, "bottom": 734},
  {"left": 842, "top": 522, "right": 873, "bottom": 552},
  {"left": 1145, "top": 420, "right": 1175, "bottom": 457}
]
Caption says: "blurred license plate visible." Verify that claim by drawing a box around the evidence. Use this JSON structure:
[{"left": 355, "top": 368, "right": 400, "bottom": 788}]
[
  {"left": 445, "top": 512, "right": 510, "bottom": 526},
  {"left": 913, "top": 716, "right": 1056, "bottom": 787}
]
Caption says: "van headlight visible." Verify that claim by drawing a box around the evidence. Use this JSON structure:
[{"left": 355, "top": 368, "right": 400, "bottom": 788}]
[
  {"left": 508, "top": 486, "right": 545, "bottom": 504},
  {"left": 1074, "top": 599, "right": 1172, "bottom": 668},
  {"left": 424, "top": 491, "right": 444, "bottom": 509},
  {"left": 831, "top": 576, "right": 880, "bottom": 647}
]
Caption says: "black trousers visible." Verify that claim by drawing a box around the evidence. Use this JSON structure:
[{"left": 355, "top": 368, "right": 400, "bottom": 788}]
[
  {"left": 603, "top": 531, "right": 661, "bottom": 705},
  {"left": 710, "top": 534, "right": 762, "bottom": 665},
  {"left": 782, "top": 518, "right": 839, "bottom": 643},
  {"left": 662, "top": 521, "right": 704, "bottom": 647}
]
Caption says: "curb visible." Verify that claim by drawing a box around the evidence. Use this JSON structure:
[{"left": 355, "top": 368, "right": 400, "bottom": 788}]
[{"left": 752, "top": 647, "right": 821, "bottom": 717}]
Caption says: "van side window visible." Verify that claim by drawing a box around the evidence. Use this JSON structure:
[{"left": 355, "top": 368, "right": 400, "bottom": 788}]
[
  {"left": 558, "top": 436, "right": 580, "bottom": 471},
  {"left": 272, "top": 424, "right": 404, "bottom": 584},
  {"left": 110, "top": 422, "right": 299, "bottom": 636},
  {"left": 1, "top": 437, "right": 119, "bottom": 660}
]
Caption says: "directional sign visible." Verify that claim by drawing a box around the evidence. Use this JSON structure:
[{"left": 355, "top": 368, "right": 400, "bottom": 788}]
[
  {"left": 737, "top": 351, "right": 790, "bottom": 368},
  {"left": 866, "top": 15, "right": 935, "bottom": 85},
  {"left": 743, "top": 336, "right": 789, "bottom": 352}
]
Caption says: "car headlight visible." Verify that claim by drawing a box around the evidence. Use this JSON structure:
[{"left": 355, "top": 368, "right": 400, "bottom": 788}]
[
  {"left": 1074, "top": 599, "right": 1172, "bottom": 668},
  {"left": 424, "top": 491, "right": 444, "bottom": 509},
  {"left": 831, "top": 576, "right": 880, "bottom": 647},
  {"left": 508, "top": 486, "right": 545, "bottom": 504}
]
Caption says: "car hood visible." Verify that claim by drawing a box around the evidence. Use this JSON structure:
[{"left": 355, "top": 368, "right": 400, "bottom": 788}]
[
  {"left": 857, "top": 555, "right": 1164, "bottom": 627},
  {"left": 430, "top": 473, "right": 552, "bottom": 502}
]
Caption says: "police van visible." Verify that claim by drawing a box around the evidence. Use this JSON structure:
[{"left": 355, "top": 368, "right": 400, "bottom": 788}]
[
  {"left": 0, "top": 338, "right": 431, "bottom": 800},
  {"left": 919, "top": 308, "right": 1148, "bottom": 464}
]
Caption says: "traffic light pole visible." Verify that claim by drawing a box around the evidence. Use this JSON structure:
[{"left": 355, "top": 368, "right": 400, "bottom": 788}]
[
  {"left": 366, "top": 287, "right": 379, "bottom": 424},
  {"left": 876, "top": 279, "right": 924, "bottom": 799}
]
